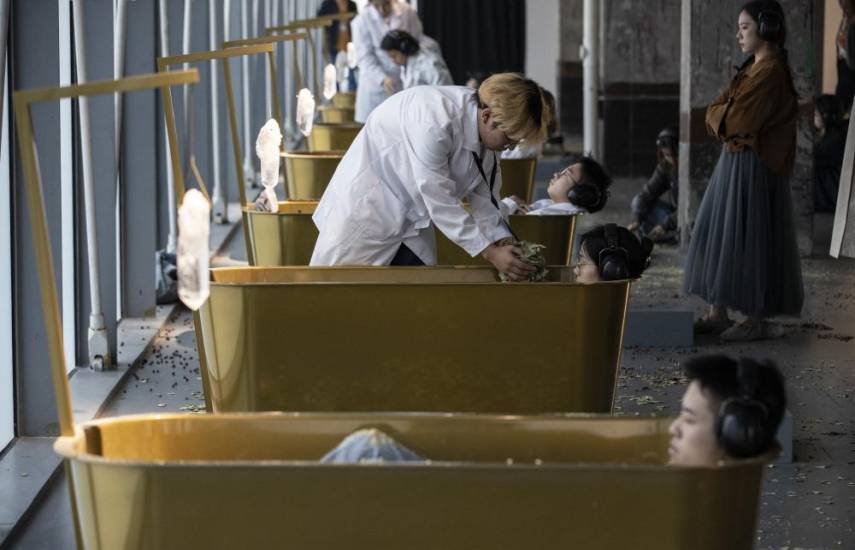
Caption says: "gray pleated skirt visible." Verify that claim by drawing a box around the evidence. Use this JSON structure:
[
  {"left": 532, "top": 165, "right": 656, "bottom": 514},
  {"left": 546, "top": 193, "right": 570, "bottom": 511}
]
[{"left": 683, "top": 147, "right": 804, "bottom": 317}]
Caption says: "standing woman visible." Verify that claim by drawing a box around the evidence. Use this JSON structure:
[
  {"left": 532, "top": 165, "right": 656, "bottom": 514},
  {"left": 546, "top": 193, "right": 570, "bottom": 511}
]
[
  {"left": 380, "top": 30, "right": 453, "bottom": 89},
  {"left": 836, "top": 0, "right": 855, "bottom": 110},
  {"left": 352, "top": 0, "right": 423, "bottom": 122},
  {"left": 684, "top": 0, "right": 803, "bottom": 341}
]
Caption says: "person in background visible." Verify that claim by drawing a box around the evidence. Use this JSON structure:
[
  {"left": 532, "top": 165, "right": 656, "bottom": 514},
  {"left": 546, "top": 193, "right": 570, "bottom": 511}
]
[
  {"left": 502, "top": 155, "right": 611, "bottom": 216},
  {"left": 380, "top": 30, "right": 453, "bottom": 88},
  {"left": 814, "top": 94, "right": 846, "bottom": 213},
  {"left": 627, "top": 126, "right": 679, "bottom": 243},
  {"left": 352, "top": 0, "right": 423, "bottom": 122},
  {"left": 501, "top": 88, "right": 558, "bottom": 160},
  {"left": 668, "top": 355, "right": 786, "bottom": 467},
  {"left": 684, "top": 1, "right": 803, "bottom": 342},
  {"left": 317, "top": 0, "right": 357, "bottom": 63},
  {"left": 573, "top": 224, "right": 653, "bottom": 284},
  {"left": 837, "top": 0, "right": 855, "bottom": 110}
]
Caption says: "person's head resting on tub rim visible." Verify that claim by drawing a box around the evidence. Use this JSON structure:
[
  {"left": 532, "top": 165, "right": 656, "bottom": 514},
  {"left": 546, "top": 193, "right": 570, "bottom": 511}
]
[
  {"left": 574, "top": 223, "right": 653, "bottom": 283},
  {"left": 668, "top": 354, "right": 787, "bottom": 467}
]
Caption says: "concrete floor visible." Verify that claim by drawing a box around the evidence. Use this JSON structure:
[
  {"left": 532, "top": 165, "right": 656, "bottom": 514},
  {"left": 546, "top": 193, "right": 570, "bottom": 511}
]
[{"left": 7, "top": 174, "right": 855, "bottom": 549}]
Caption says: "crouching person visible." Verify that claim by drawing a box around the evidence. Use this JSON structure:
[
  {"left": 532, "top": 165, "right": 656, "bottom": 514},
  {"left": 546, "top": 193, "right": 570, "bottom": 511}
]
[
  {"left": 669, "top": 354, "right": 786, "bottom": 467},
  {"left": 502, "top": 155, "right": 611, "bottom": 216},
  {"left": 573, "top": 223, "right": 654, "bottom": 283}
]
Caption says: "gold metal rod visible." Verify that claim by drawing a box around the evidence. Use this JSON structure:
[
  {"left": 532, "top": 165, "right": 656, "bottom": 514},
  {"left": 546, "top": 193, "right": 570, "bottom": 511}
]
[
  {"left": 223, "top": 33, "right": 307, "bottom": 97},
  {"left": 161, "top": 83, "right": 187, "bottom": 203},
  {"left": 221, "top": 59, "right": 247, "bottom": 208},
  {"left": 189, "top": 156, "right": 211, "bottom": 203},
  {"left": 157, "top": 43, "right": 274, "bottom": 68},
  {"left": 292, "top": 39, "right": 304, "bottom": 92},
  {"left": 268, "top": 52, "right": 283, "bottom": 128},
  {"left": 306, "top": 31, "right": 320, "bottom": 95},
  {"left": 11, "top": 70, "right": 197, "bottom": 437},
  {"left": 15, "top": 69, "right": 198, "bottom": 104},
  {"left": 222, "top": 32, "right": 307, "bottom": 48},
  {"left": 13, "top": 101, "right": 73, "bottom": 436}
]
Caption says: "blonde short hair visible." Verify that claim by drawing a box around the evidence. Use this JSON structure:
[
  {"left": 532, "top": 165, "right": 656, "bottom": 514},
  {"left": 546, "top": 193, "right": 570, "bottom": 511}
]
[{"left": 477, "top": 73, "right": 550, "bottom": 145}]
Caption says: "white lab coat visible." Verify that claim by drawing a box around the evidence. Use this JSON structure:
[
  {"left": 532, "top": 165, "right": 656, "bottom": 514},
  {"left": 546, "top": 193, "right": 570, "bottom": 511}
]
[
  {"left": 352, "top": 1, "right": 422, "bottom": 122},
  {"left": 402, "top": 47, "right": 453, "bottom": 89},
  {"left": 311, "top": 86, "right": 512, "bottom": 266},
  {"left": 501, "top": 197, "right": 586, "bottom": 216}
]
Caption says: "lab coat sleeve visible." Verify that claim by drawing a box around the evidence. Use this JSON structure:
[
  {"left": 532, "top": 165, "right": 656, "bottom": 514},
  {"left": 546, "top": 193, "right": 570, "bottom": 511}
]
[
  {"left": 353, "top": 16, "right": 386, "bottom": 87},
  {"left": 468, "top": 165, "right": 514, "bottom": 246},
  {"left": 500, "top": 197, "right": 518, "bottom": 215},
  {"left": 405, "top": 124, "right": 497, "bottom": 257}
]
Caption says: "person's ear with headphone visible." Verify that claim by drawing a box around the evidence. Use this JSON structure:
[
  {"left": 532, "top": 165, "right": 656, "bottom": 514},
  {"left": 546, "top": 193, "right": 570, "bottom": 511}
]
[
  {"left": 668, "top": 355, "right": 787, "bottom": 467},
  {"left": 574, "top": 223, "right": 654, "bottom": 283}
]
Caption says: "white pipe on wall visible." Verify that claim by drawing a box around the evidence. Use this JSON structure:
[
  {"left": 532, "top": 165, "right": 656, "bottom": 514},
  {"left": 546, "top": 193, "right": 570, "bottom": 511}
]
[
  {"left": 210, "top": 0, "right": 225, "bottom": 222},
  {"left": 114, "top": 0, "right": 127, "bottom": 320},
  {"left": 72, "top": 0, "right": 111, "bottom": 369},
  {"left": 582, "top": 0, "right": 600, "bottom": 159}
]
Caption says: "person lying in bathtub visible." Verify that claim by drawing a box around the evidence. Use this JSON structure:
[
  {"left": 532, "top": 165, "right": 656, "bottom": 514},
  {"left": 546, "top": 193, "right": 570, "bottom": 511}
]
[
  {"left": 668, "top": 354, "right": 787, "bottom": 467},
  {"left": 501, "top": 155, "right": 612, "bottom": 216},
  {"left": 573, "top": 224, "right": 653, "bottom": 284}
]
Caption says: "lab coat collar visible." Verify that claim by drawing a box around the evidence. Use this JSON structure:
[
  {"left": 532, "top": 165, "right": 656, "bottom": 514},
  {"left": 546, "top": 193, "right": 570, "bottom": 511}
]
[{"left": 463, "top": 90, "right": 481, "bottom": 154}]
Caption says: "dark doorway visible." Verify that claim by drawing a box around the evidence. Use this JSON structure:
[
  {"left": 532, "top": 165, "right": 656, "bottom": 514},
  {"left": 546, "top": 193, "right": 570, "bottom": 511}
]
[{"left": 418, "top": 0, "right": 526, "bottom": 85}]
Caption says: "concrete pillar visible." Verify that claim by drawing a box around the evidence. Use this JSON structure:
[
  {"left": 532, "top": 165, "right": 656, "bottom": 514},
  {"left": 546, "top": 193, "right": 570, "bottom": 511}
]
[
  {"left": 599, "top": 0, "right": 681, "bottom": 176},
  {"left": 679, "top": 0, "right": 817, "bottom": 255}
]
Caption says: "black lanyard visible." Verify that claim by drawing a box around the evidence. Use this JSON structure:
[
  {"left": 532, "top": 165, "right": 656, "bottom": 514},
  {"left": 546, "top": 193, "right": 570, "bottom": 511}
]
[{"left": 472, "top": 151, "right": 518, "bottom": 241}]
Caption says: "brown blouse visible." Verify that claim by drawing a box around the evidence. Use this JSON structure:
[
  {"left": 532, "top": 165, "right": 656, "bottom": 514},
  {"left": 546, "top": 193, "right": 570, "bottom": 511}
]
[{"left": 705, "top": 54, "right": 798, "bottom": 177}]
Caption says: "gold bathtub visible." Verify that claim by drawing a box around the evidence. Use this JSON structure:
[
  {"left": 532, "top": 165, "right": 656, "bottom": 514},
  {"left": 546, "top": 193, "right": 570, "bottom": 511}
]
[
  {"left": 58, "top": 413, "right": 769, "bottom": 550},
  {"left": 318, "top": 104, "right": 355, "bottom": 123},
  {"left": 308, "top": 122, "right": 362, "bottom": 152},
  {"left": 244, "top": 201, "right": 319, "bottom": 266},
  {"left": 281, "top": 151, "right": 343, "bottom": 200},
  {"left": 243, "top": 201, "right": 576, "bottom": 268},
  {"left": 437, "top": 213, "right": 578, "bottom": 265},
  {"left": 332, "top": 90, "right": 356, "bottom": 108},
  {"left": 500, "top": 157, "right": 538, "bottom": 202},
  {"left": 197, "top": 266, "right": 630, "bottom": 413}
]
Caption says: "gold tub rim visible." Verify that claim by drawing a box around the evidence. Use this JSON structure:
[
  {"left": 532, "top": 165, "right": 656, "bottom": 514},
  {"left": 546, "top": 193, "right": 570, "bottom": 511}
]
[
  {"left": 204, "top": 265, "right": 638, "bottom": 286},
  {"left": 280, "top": 149, "right": 345, "bottom": 160},
  {"left": 53, "top": 411, "right": 776, "bottom": 469}
]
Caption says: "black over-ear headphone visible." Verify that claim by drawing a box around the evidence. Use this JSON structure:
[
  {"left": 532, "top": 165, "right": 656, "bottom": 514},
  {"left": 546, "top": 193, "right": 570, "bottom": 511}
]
[
  {"left": 598, "top": 223, "right": 630, "bottom": 281},
  {"left": 715, "top": 358, "right": 771, "bottom": 458},
  {"left": 757, "top": 10, "right": 783, "bottom": 43}
]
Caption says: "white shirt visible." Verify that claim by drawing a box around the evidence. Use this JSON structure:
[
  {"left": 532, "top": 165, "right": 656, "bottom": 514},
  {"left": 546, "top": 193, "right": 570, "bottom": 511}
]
[
  {"left": 501, "top": 197, "right": 586, "bottom": 216},
  {"left": 402, "top": 47, "right": 453, "bottom": 89},
  {"left": 352, "top": 1, "right": 422, "bottom": 122},
  {"left": 311, "top": 86, "right": 512, "bottom": 266}
]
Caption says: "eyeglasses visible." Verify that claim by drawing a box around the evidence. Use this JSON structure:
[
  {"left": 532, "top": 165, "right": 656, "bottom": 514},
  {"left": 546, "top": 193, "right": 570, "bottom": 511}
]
[{"left": 553, "top": 166, "right": 580, "bottom": 186}]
